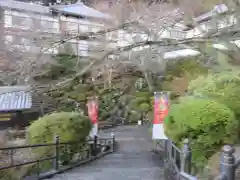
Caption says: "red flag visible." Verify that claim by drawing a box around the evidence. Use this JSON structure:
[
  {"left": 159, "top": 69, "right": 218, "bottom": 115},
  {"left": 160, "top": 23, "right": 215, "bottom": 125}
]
[
  {"left": 153, "top": 94, "right": 169, "bottom": 124},
  {"left": 87, "top": 99, "right": 98, "bottom": 124}
]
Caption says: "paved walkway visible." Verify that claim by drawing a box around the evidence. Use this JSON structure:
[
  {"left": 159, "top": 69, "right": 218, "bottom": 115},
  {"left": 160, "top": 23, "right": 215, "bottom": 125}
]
[{"left": 46, "top": 125, "right": 164, "bottom": 180}]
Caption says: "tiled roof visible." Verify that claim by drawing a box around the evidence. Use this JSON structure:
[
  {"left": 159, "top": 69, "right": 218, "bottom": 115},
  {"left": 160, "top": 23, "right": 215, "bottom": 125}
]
[
  {"left": 0, "top": 0, "right": 112, "bottom": 20},
  {"left": 51, "top": 2, "right": 112, "bottom": 19},
  {"left": 0, "top": 0, "right": 50, "bottom": 14},
  {"left": 195, "top": 4, "right": 228, "bottom": 22},
  {"left": 0, "top": 85, "right": 32, "bottom": 111}
]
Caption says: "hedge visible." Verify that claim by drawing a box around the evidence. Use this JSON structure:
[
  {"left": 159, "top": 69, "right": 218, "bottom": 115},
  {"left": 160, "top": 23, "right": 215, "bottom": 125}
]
[
  {"left": 164, "top": 98, "right": 238, "bottom": 170},
  {"left": 27, "top": 112, "right": 92, "bottom": 168},
  {"left": 188, "top": 71, "right": 240, "bottom": 119}
]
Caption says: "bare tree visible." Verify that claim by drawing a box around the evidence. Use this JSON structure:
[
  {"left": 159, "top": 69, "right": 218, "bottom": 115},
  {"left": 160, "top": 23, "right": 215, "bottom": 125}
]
[{"left": 1, "top": 0, "right": 240, "bottom": 93}]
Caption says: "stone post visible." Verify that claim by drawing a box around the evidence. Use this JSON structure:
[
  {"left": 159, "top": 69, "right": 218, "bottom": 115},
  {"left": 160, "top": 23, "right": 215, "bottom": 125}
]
[
  {"left": 111, "top": 132, "right": 115, "bottom": 152},
  {"left": 220, "top": 145, "right": 236, "bottom": 180}
]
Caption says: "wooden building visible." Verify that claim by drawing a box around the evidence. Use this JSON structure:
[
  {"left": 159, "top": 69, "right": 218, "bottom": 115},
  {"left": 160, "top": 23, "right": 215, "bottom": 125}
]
[{"left": 0, "top": 85, "right": 39, "bottom": 130}]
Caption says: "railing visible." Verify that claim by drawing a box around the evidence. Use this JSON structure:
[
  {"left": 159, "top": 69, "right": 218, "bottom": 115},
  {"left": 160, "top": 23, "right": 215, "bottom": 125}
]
[
  {"left": 154, "top": 139, "right": 197, "bottom": 180},
  {"left": 0, "top": 135, "right": 115, "bottom": 180},
  {"left": 154, "top": 139, "right": 240, "bottom": 180}
]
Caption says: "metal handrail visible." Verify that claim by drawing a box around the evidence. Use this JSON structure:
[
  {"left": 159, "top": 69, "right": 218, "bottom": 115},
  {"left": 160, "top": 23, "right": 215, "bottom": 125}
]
[
  {"left": 180, "top": 172, "right": 198, "bottom": 180},
  {"left": 0, "top": 135, "right": 115, "bottom": 179},
  {"left": 157, "top": 139, "right": 195, "bottom": 180},
  {"left": 0, "top": 142, "right": 57, "bottom": 150}
]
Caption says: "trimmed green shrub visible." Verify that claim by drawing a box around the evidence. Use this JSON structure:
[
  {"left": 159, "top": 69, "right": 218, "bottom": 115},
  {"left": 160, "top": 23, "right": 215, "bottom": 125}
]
[
  {"left": 165, "top": 59, "right": 208, "bottom": 78},
  {"left": 188, "top": 71, "right": 240, "bottom": 119},
  {"left": 27, "top": 112, "right": 92, "bottom": 165},
  {"left": 99, "top": 108, "right": 111, "bottom": 121},
  {"left": 134, "top": 91, "right": 151, "bottom": 98},
  {"left": 129, "top": 91, "right": 152, "bottom": 111},
  {"left": 129, "top": 111, "right": 140, "bottom": 123},
  {"left": 1, "top": 112, "right": 92, "bottom": 180},
  {"left": 164, "top": 98, "right": 238, "bottom": 170},
  {"left": 138, "top": 103, "right": 150, "bottom": 112},
  {"left": 28, "top": 112, "right": 91, "bottom": 143}
]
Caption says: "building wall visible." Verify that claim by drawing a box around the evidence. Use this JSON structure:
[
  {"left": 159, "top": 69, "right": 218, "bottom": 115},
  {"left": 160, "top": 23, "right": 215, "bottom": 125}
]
[
  {"left": 59, "top": 15, "right": 106, "bottom": 57},
  {"left": 3, "top": 10, "right": 60, "bottom": 56},
  {"left": 185, "top": 14, "right": 237, "bottom": 39},
  {"left": 0, "top": 110, "right": 40, "bottom": 130},
  {"left": 2, "top": 9, "right": 108, "bottom": 58}
]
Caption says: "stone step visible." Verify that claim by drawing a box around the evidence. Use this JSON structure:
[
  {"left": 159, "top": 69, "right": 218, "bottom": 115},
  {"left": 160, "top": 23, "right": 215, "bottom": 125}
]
[
  {"left": 45, "top": 126, "right": 165, "bottom": 180},
  {"left": 50, "top": 167, "right": 164, "bottom": 180}
]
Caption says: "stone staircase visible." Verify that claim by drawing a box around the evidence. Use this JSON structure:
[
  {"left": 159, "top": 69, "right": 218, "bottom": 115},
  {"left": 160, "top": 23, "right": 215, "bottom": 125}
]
[{"left": 45, "top": 126, "right": 165, "bottom": 180}]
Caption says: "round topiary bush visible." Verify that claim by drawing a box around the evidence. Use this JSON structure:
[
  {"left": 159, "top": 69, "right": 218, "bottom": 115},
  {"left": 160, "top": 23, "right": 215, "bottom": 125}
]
[
  {"left": 1, "top": 112, "right": 92, "bottom": 180},
  {"left": 27, "top": 112, "right": 92, "bottom": 167},
  {"left": 28, "top": 111, "right": 92, "bottom": 143},
  {"left": 188, "top": 71, "right": 240, "bottom": 119},
  {"left": 164, "top": 98, "right": 238, "bottom": 170}
]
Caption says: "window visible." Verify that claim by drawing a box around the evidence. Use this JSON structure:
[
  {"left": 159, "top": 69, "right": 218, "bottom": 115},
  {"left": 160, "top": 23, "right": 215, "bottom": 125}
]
[
  {"left": 79, "top": 24, "right": 89, "bottom": 32},
  {"left": 90, "top": 26, "right": 101, "bottom": 33},
  {"left": 11, "top": 15, "right": 33, "bottom": 30},
  {"left": 39, "top": 16, "right": 60, "bottom": 33},
  {"left": 64, "top": 21, "right": 78, "bottom": 33},
  {"left": 169, "top": 30, "right": 186, "bottom": 40},
  {"left": 41, "top": 46, "right": 58, "bottom": 54},
  {"left": 4, "top": 35, "right": 13, "bottom": 44},
  {"left": 0, "top": 113, "right": 12, "bottom": 121},
  {"left": 4, "top": 14, "right": 12, "bottom": 28},
  {"left": 78, "top": 40, "right": 89, "bottom": 57}
]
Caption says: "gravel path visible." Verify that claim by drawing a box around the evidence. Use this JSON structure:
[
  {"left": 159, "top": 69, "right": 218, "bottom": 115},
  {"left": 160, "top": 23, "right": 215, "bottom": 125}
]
[{"left": 45, "top": 125, "right": 164, "bottom": 180}]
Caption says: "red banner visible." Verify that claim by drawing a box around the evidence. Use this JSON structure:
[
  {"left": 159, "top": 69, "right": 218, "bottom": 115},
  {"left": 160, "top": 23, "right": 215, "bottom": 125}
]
[
  {"left": 87, "top": 98, "right": 98, "bottom": 124},
  {"left": 153, "top": 93, "right": 169, "bottom": 124}
]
